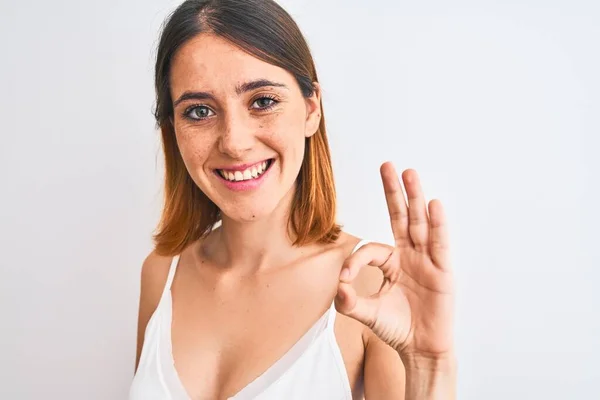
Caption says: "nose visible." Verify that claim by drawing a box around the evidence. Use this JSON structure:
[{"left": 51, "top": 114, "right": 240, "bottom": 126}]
[{"left": 217, "top": 109, "right": 255, "bottom": 159}]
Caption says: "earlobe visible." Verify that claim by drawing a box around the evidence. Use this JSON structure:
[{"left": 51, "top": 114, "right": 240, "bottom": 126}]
[{"left": 305, "top": 82, "right": 322, "bottom": 138}]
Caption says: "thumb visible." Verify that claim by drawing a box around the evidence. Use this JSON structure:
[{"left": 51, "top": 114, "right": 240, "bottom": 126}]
[{"left": 334, "top": 282, "right": 380, "bottom": 330}]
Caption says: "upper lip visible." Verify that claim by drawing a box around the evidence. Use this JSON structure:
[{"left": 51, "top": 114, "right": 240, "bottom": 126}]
[{"left": 213, "top": 158, "right": 272, "bottom": 172}]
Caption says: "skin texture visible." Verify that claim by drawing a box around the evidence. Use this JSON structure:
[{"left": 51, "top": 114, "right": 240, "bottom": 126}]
[{"left": 136, "top": 33, "right": 454, "bottom": 399}]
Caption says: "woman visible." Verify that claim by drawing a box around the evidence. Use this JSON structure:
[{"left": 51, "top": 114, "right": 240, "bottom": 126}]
[{"left": 130, "top": 0, "right": 455, "bottom": 399}]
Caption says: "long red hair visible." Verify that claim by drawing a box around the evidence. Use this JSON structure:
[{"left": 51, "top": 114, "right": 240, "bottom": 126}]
[{"left": 151, "top": 0, "right": 341, "bottom": 256}]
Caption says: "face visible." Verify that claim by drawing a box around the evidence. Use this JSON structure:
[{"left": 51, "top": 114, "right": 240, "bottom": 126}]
[{"left": 169, "top": 34, "right": 321, "bottom": 222}]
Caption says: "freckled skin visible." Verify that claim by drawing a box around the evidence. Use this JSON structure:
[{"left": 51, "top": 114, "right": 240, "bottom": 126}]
[
  {"left": 169, "top": 33, "right": 321, "bottom": 223},
  {"left": 150, "top": 33, "right": 404, "bottom": 400}
]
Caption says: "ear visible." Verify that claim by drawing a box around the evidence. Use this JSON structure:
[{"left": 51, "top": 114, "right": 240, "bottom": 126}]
[{"left": 304, "top": 82, "right": 322, "bottom": 138}]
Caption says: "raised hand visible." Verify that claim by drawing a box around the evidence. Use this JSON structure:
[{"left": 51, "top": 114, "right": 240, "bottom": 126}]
[{"left": 335, "top": 162, "right": 454, "bottom": 363}]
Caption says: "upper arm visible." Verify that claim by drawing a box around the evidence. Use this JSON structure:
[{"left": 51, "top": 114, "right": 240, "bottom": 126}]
[
  {"left": 363, "top": 331, "right": 406, "bottom": 399},
  {"left": 353, "top": 261, "right": 406, "bottom": 399},
  {"left": 134, "top": 251, "right": 172, "bottom": 372}
]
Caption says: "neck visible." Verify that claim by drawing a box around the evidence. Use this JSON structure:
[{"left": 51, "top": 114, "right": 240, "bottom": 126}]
[{"left": 200, "top": 186, "right": 301, "bottom": 272}]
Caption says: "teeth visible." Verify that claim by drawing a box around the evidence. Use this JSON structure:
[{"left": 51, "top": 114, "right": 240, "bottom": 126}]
[{"left": 218, "top": 160, "right": 271, "bottom": 182}]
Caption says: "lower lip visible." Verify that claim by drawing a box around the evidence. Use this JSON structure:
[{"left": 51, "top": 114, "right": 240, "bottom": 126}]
[{"left": 214, "top": 160, "right": 274, "bottom": 192}]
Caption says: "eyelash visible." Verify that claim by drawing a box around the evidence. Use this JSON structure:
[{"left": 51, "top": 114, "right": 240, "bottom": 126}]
[{"left": 182, "top": 95, "right": 280, "bottom": 121}]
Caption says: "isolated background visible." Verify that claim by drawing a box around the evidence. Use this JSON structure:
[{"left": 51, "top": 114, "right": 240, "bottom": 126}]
[{"left": 1, "top": 0, "right": 598, "bottom": 398}]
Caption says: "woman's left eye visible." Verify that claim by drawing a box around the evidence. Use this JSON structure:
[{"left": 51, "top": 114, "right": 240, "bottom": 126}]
[{"left": 252, "top": 97, "right": 278, "bottom": 110}]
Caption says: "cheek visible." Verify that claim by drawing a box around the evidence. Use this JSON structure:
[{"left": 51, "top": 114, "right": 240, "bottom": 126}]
[
  {"left": 260, "top": 123, "right": 303, "bottom": 159},
  {"left": 260, "top": 108, "right": 307, "bottom": 151},
  {"left": 175, "top": 127, "right": 213, "bottom": 166}
]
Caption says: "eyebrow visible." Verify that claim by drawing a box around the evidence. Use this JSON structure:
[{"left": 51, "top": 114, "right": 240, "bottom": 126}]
[
  {"left": 235, "top": 79, "right": 288, "bottom": 95},
  {"left": 173, "top": 79, "right": 288, "bottom": 107}
]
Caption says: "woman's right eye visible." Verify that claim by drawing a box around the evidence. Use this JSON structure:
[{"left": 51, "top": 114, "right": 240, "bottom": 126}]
[{"left": 184, "top": 105, "right": 214, "bottom": 120}]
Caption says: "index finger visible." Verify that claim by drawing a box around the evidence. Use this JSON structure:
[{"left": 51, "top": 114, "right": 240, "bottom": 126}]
[
  {"left": 339, "top": 242, "right": 394, "bottom": 283},
  {"left": 380, "top": 162, "right": 411, "bottom": 247}
]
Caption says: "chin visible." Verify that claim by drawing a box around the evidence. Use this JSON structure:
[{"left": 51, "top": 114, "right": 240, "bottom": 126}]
[{"left": 218, "top": 196, "right": 284, "bottom": 223}]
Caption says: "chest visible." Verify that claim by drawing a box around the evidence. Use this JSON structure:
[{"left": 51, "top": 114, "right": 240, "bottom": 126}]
[{"left": 169, "top": 260, "right": 366, "bottom": 399}]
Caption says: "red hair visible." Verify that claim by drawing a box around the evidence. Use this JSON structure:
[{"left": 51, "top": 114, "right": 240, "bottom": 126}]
[{"left": 150, "top": 0, "right": 341, "bottom": 256}]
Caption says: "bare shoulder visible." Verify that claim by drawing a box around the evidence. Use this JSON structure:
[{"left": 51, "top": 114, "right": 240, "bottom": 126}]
[
  {"left": 140, "top": 250, "right": 173, "bottom": 299},
  {"left": 134, "top": 250, "right": 174, "bottom": 370},
  {"left": 331, "top": 230, "right": 362, "bottom": 260}
]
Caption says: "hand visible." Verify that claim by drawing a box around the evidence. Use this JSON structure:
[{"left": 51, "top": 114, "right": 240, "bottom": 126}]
[{"left": 335, "top": 162, "right": 454, "bottom": 363}]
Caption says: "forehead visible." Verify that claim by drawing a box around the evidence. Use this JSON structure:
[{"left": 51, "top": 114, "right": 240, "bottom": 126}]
[{"left": 169, "top": 34, "right": 296, "bottom": 96}]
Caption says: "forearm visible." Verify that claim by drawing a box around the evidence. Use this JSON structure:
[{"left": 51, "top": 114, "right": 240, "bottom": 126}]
[{"left": 402, "top": 353, "right": 456, "bottom": 400}]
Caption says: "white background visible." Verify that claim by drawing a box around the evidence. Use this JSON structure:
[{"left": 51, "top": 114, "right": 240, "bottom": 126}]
[{"left": 0, "top": 0, "right": 598, "bottom": 398}]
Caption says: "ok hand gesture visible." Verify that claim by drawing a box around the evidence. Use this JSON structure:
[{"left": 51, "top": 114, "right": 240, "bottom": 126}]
[{"left": 335, "top": 162, "right": 454, "bottom": 363}]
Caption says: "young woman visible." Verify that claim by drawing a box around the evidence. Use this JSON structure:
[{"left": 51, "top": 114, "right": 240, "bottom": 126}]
[{"left": 130, "top": 1, "right": 455, "bottom": 399}]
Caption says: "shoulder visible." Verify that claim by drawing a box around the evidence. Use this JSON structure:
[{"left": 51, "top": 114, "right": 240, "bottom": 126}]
[
  {"left": 138, "top": 250, "right": 176, "bottom": 329},
  {"left": 140, "top": 250, "right": 174, "bottom": 301},
  {"left": 135, "top": 250, "right": 177, "bottom": 369},
  {"left": 329, "top": 230, "right": 363, "bottom": 259}
]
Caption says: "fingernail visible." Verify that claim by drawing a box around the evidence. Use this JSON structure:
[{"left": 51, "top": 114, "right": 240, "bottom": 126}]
[{"left": 340, "top": 268, "right": 350, "bottom": 280}]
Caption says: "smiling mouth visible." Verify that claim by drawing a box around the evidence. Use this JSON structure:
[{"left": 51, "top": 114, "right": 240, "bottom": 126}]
[{"left": 215, "top": 159, "right": 274, "bottom": 182}]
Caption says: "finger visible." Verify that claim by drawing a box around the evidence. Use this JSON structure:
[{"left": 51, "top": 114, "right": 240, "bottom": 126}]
[
  {"left": 339, "top": 242, "right": 394, "bottom": 283},
  {"left": 335, "top": 281, "right": 380, "bottom": 330},
  {"left": 402, "top": 169, "right": 430, "bottom": 252},
  {"left": 380, "top": 162, "right": 411, "bottom": 247},
  {"left": 428, "top": 199, "right": 451, "bottom": 270}
]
